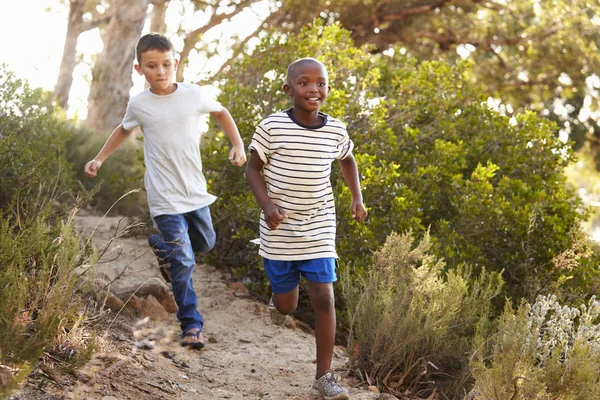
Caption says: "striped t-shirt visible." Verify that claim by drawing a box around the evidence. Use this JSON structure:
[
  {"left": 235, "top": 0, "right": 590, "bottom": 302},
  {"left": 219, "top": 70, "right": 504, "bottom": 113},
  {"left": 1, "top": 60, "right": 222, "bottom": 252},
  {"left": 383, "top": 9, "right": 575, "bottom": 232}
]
[{"left": 249, "top": 109, "right": 354, "bottom": 261}]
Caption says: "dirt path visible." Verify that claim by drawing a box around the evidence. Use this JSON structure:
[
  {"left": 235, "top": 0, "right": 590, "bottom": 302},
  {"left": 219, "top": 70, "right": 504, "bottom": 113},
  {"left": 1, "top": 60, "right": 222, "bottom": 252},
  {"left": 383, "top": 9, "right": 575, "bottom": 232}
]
[{"left": 14, "top": 211, "right": 384, "bottom": 400}]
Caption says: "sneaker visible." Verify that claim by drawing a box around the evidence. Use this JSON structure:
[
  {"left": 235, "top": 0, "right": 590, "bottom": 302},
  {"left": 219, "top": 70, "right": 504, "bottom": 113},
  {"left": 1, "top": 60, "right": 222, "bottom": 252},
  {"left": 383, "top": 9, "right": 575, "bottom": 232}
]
[
  {"left": 149, "top": 234, "right": 171, "bottom": 283},
  {"left": 312, "top": 370, "right": 349, "bottom": 400},
  {"left": 268, "top": 296, "right": 288, "bottom": 326}
]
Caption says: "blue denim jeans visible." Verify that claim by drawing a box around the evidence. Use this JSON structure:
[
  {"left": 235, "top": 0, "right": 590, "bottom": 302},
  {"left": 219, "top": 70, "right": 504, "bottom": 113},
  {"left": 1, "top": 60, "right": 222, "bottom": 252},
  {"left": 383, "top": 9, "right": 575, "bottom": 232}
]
[{"left": 151, "top": 206, "right": 216, "bottom": 333}]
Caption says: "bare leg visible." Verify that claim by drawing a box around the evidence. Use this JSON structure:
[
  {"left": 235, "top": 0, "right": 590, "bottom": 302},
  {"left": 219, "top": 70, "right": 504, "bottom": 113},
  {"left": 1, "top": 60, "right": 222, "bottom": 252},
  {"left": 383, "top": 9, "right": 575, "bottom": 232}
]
[
  {"left": 272, "top": 285, "right": 299, "bottom": 315},
  {"left": 308, "top": 282, "right": 335, "bottom": 378}
]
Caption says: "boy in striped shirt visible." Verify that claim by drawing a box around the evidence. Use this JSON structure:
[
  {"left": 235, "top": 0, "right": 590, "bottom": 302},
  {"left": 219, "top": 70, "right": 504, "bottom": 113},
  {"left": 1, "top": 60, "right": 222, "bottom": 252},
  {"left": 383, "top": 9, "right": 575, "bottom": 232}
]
[{"left": 246, "top": 57, "right": 367, "bottom": 400}]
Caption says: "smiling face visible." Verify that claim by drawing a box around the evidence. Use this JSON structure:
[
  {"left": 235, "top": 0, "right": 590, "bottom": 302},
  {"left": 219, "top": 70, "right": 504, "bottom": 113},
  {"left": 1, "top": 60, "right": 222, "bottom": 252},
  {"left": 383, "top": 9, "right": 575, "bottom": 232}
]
[
  {"left": 284, "top": 58, "right": 330, "bottom": 122},
  {"left": 134, "top": 49, "right": 178, "bottom": 95}
]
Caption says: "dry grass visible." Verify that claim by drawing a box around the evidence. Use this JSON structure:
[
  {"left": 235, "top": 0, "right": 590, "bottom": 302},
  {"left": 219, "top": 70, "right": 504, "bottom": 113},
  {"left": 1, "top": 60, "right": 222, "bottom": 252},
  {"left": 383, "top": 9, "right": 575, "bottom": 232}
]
[{"left": 342, "top": 230, "right": 503, "bottom": 399}]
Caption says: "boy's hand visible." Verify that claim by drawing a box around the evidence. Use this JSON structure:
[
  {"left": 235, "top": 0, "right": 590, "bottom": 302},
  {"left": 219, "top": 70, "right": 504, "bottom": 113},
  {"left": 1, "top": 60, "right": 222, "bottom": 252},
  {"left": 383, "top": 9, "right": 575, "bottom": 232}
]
[
  {"left": 228, "top": 145, "right": 247, "bottom": 167},
  {"left": 263, "top": 202, "right": 287, "bottom": 230},
  {"left": 84, "top": 159, "right": 103, "bottom": 177},
  {"left": 351, "top": 200, "right": 367, "bottom": 223}
]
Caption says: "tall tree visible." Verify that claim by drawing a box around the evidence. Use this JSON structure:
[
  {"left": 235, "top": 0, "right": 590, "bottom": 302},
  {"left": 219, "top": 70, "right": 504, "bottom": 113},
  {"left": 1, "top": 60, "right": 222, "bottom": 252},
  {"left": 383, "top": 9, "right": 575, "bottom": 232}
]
[
  {"left": 86, "top": 0, "right": 150, "bottom": 133},
  {"left": 53, "top": 0, "right": 111, "bottom": 110},
  {"left": 174, "top": 0, "right": 265, "bottom": 82},
  {"left": 275, "top": 0, "right": 600, "bottom": 156},
  {"left": 149, "top": 0, "right": 169, "bottom": 34}
]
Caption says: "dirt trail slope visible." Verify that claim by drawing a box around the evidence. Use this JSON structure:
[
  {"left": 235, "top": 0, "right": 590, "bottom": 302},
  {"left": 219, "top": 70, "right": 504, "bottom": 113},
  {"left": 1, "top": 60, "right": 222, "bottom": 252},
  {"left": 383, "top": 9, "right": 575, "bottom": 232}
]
[{"left": 13, "top": 212, "right": 387, "bottom": 400}]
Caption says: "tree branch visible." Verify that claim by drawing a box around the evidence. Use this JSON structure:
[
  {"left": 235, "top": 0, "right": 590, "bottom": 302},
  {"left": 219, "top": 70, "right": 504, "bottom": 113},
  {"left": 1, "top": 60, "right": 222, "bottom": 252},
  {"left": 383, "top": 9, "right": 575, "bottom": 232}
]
[
  {"left": 176, "top": 0, "right": 263, "bottom": 81},
  {"left": 81, "top": 12, "right": 114, "bottom": 32},
  {"left": 207, "top": 10, "right": 285, "bottom": 82}
]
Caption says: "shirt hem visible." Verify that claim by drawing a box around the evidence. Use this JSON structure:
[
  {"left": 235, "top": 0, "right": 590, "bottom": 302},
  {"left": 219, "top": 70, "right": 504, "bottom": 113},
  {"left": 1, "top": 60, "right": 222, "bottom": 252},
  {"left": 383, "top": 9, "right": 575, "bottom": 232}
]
[
  {"left": 257, "top": 250, "right": 338, "bottom": 261},
  {"left": 150, "top": 195, "right": 217, "bottom": 218}
]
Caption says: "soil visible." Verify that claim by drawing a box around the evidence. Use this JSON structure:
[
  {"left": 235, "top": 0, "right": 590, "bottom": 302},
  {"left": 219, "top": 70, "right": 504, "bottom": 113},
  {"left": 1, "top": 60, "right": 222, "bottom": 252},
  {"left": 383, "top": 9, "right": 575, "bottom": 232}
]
[{"left": 11, "top": 211, "right": 389, "bottom": 400}]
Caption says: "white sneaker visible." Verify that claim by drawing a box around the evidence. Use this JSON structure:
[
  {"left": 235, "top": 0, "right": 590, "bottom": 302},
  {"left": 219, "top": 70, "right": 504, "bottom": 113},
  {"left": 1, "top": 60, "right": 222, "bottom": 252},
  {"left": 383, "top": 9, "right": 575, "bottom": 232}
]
[
  {"left": 312, "top": 370, "right": 350, "bottom": 400},
  {"left": 268, "top": 296, "right": 288, "bottom": 325}
]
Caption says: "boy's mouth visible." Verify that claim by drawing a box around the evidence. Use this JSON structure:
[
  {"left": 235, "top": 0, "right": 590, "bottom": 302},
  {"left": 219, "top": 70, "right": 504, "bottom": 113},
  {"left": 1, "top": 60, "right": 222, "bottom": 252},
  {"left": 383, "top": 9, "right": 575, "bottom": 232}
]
[{"left": 307, "top": 97, "right": 320, "bottom": 101}]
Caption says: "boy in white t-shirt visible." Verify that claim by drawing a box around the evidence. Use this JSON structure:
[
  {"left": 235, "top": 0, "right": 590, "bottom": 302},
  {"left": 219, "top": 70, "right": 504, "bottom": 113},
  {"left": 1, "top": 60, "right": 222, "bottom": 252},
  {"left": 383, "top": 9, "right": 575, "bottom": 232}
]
[{"left": 84, "top": 33, "right": 246, "bottom": 349}]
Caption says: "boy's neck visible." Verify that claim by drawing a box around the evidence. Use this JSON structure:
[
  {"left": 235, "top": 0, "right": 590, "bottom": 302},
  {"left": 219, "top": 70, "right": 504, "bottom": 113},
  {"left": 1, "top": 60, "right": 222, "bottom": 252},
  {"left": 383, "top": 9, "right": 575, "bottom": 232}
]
[
  {"left": 290, "top": 108, "right": 323, "bottom": 127},
  {"left": 149, "top": 82, "right": 178, "bottom": 96}
]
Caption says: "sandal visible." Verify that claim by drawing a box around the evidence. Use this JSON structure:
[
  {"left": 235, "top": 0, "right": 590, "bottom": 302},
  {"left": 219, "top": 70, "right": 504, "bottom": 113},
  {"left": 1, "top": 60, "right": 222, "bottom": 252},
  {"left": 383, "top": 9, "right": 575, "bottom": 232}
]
[{"left": 181, "top": 329, "right": 205, "bottom": 349}]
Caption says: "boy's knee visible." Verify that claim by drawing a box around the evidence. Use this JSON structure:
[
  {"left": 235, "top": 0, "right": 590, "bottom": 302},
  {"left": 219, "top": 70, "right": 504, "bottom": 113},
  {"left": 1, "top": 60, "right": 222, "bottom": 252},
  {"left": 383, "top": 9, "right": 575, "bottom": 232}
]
[
  {"left": 192, "top": 230, "right": 216, "bottom": 254},
  {"left": 311, "top": 288, "right": 335, "bottom": 312},
  {"left": 276, "top": 302, "right": 297, "bottom": 315}
]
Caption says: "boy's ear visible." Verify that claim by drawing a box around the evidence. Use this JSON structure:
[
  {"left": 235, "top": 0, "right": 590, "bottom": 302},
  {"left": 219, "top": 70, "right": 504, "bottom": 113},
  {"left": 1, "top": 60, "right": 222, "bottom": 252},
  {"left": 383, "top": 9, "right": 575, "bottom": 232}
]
[
  {"left": 134, "top": 64, "right": 143, "bottom": 75},
  {"left": 283, "top": 83, "right": 291, "bottom": 96}
]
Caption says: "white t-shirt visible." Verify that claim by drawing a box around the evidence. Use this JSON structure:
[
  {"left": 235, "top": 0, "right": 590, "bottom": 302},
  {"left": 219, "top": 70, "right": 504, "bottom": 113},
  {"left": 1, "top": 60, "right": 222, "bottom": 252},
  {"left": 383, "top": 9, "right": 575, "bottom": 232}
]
[
  {"left": 122, "top": 82, "right": 223, "bottom": 218},
  {"left": 248, "top": 109, "right": 354, "bottom": 261}
]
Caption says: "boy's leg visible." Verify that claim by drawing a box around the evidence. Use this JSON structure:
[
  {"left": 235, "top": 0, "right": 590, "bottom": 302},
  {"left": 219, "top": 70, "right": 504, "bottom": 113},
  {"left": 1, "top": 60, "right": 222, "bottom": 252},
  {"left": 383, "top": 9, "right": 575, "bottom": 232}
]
[
  {"left": 308, "top": 281, "right": 336, "bottom": 378},
  {"left": 263, "top": 258, "right": 301, "bottom": 317},
  {"left": 148, "top": 233, "right": 172, "bottom": 282},
  {"left": 152, "top": 213, "right": 204, "bottom": 345},
  {"left": 301, "top": 258, "right": 349, "bottom": 399},
  {"left": 186, "top": 206, "right": 216, "bottom": 255}
]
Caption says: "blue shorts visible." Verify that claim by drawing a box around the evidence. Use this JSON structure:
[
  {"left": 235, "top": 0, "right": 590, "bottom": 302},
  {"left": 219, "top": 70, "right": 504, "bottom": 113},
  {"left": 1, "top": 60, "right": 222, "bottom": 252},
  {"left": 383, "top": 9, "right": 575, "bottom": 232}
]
[{"left": 263, "top": 257, "right": 337, "bottom": 294}]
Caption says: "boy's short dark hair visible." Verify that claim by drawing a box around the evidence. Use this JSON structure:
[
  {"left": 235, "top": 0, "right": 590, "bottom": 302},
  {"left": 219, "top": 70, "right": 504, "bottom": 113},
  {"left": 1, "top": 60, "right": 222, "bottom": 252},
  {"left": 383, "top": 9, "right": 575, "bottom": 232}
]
[
  {"left": 136, "top": 33, "right": 174, "bottom": 64},
  {"left": 286, "top": 57, "right": 326, "bottom": 84}
]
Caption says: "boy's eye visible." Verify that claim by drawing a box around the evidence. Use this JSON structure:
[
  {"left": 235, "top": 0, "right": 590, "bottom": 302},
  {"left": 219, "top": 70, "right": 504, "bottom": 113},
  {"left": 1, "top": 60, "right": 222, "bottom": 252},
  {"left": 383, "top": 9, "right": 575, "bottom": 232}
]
[
  {"left": 318, "top": 82, "right": 326, "bottom": 86},
  {"left": 299, "top": 82, "right": 307, "bottom": 86}
]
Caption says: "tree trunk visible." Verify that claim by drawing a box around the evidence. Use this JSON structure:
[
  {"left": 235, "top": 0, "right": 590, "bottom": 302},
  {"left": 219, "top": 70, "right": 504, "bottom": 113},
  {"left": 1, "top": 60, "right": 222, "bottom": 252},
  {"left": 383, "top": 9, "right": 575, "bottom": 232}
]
[
  {"left": 150, "top": 0, "right": 169, "bottom": 34},
  {"left": 53, "top": 0, "right": 86, "bottom": 110},
  {"left": 86, "top": 0, "right": 149, "bottom": 134}
]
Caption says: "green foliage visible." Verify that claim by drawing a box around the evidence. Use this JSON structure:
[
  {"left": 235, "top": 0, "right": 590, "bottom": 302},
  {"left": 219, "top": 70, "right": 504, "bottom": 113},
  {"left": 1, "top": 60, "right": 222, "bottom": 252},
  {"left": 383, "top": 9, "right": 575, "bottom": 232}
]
[
  {"left": 0, "top": 67, "right": 95, "bottom": 395},
  {"left": 470, "top": 295, "right": 600, "bottom": 399},
  {"left": 205, "top": 22, "right": 589, "bottom": 308},
  {"left": 0, "top": 176, "right": 95, "bottom": 395},
  {"left": 0, "top": 66, "right": 74, "bottom": 211},
  {"left": 343, "top": 230, "right": 503, "bottom": 397},
  {"left": 67, "top": 128, "right": 145, "bottom": 216},
  {"left": 276, "top": 1, "right": 600, "bottom": 161}
]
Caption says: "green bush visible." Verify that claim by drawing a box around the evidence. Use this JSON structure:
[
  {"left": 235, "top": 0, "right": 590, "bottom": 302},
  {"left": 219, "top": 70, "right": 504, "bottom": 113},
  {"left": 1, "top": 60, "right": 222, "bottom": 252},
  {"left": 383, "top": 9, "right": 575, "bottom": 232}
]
[
  {"left": 343, "top": 230, "right": 503, "bottom": 397},
  {"left": 470, "top": 294, "right": 600, "bottom": 399},
  {"left": 203, "top": 21, "right": 591, "bottom": 309},
  {"left": 67, "top": 128, "right": 146, "bottom": 216},
  {"left": 0, "top": 66, "right": 74, "bottom": 211},
  {"left": 0, "top": 67, "right": 96, "bottom": 396}
]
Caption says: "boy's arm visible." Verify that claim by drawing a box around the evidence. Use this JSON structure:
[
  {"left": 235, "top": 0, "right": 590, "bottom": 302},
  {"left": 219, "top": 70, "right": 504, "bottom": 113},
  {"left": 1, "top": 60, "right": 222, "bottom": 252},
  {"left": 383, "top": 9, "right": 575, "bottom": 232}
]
[
  {"left": 210, "top": 107, "right": 247, "bottom": 167},
  {"left": 338, "top": 153, "right": 368, "bottom": 222},
  {"left": 245, "top": 151, "right": 286, "bottom": 229},
  {"left": 84, "top": 124, "right": 134, "bottom": 177}
]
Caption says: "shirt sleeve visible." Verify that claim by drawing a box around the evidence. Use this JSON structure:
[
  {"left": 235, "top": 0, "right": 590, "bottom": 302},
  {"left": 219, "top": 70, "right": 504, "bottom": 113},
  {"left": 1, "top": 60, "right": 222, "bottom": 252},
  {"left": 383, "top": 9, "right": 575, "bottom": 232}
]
[
  {"left": 248, "top": 119, "right": 271, "bottom": 164},
  {"left": 335, "top": 125, "right": 354, "bottom": 160},
  {"left": 121, "top": 101, "right": 139, "bottom": 131},
  {"left": 196, "top": 84, "right": 223, "bottom": 114}
]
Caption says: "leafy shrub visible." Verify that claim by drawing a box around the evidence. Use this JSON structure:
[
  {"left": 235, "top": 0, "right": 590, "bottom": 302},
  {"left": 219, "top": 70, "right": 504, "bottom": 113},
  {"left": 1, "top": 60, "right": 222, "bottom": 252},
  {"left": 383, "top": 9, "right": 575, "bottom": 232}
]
[
  {"left": 0, "top": 67, "right": 96, "bottom": 395},
  {"left": 0, "top": 66, "right": 74, "bottom": 211},
  {"left": 0, "top": 175, "right": 95, "bottom": 395},
  {"left": 204, "top": 21, "right": 590, "bottom": 310},
  {"left": 343, "top": 230, "right": 503, "bottom": 397},
  {"left": 67, "top": 127, "right": 146, "bottom": 216},
  {"left": 470, "top": 294, "right": 600, "bottom": 399}
]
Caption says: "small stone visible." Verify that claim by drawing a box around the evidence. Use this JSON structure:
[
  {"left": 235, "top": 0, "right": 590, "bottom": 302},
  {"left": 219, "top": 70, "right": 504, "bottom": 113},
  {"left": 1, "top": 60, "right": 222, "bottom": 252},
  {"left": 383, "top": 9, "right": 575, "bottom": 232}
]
[
  {"left": 368, "top": 385, "right": 380, "bottom": 393},
  {"left": 141, "top": 295, "right": 169, "bottom": 320},
  {"left": 104, "top": 293, "right": 124, "bottom": 311},
  {"left": 283, "top": 317, "right": 297, "bottom": 329}
]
